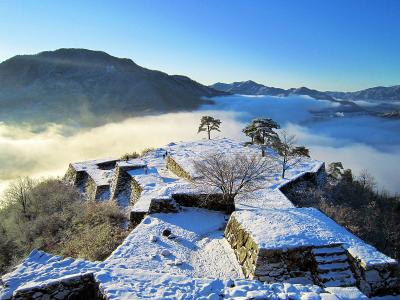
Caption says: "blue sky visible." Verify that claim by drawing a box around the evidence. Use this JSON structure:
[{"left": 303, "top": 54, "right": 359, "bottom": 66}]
[{"left": 0, "top": 0, "right": 399, "bottom": 91}]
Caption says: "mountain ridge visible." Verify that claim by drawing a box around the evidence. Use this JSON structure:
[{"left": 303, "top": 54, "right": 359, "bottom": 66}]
[
  {"left": 0, "top": 48, "right": 226, "bottom": 127},
  {"left": 210, "top": 80, "right": 400, "bottom": 102}
]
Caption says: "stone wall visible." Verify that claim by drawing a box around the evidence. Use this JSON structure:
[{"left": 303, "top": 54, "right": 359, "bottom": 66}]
[
  {"left": 129, "top": 211, "right": 147, "bottom": 228},
  {"left": 95, "top": 185, "right": 111, "bottom": 201},
  {"left": 166, "top": 156, "right": 192, "bottom": 180},
  {"left": 129, "top": 177, "right": 143, "bottom": 206},
  {"left": 96, "top": 160, "right": 117, "bottom": 170},
  {"left": 172, "top": 193, "right": 235, "bottom": 212},
  {"left": 347, "top": 252, "right": 400, "bottom": 296},
  {"left": 12, "top": 273, "right": 103, "bottom": 300},
  {"left": 64, "top": 165, "right": 88, "bottom": 193},
  {"left": 110, "top": 165, "right": 143, "bottom": 201},
  {"left": 149, "top": 198, "right": 180, "bottom": 214},
  {"left": 279, "top": 163, "right": 326, "bottom": 195},
  {"left": 85, "top": 176, "right": 98, "bottom": 202},
  {"left": 224, "top": 215, "right": 314, "bottom": 282}
]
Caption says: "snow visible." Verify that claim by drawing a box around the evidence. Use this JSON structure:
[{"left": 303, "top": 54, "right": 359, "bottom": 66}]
[
  {"left": 0, "top": 250, "right": 371, "bottom": 300},
  {"left": 106, "top": 207, "right": 243, "bottom": 280},
  {"left": 1, "top": 138, "right": 397, "bottom": 299},
  {"left": 232, "top": 208, "right": 396, "bottom": 266},
  {"left": 71, "top": 157, "right": 117, "bottom": 186}
]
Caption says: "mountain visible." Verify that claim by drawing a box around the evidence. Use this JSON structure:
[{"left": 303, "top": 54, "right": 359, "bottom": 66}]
[
  {"left": 211, "top": 80, "right": 286, "bottom": 96},
  {"left": 210, "top": 81, "right": 335, "bottom": 101},
  {"left": 211, "top": 81, "right": 400, "bottom": 104},
  {"left": 0, "top": 49, "right": 226, "bottom": 127},
  {"left": 326, "top": 85, "right": 400, "bottom": 101}
]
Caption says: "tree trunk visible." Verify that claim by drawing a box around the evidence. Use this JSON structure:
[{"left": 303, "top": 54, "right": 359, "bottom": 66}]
[{"left": 207, "top": 125, "right": 210, "bottom": 140}]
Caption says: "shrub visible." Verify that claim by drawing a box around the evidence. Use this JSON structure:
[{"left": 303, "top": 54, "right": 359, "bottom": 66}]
[
  {"left": 0, "top": 178, "right": 128, "bottom": 274},
  {"left": 120, "top": 152, "right": 140, "bottom": 161},
  {"left": 141, "top": 147, "right": 155, "bottom": 156},
  {"left": 284, "top": 168, "right": 400, "bottom": 259}
]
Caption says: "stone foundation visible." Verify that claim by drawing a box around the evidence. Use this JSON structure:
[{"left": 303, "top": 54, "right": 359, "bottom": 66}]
[
  {"left": 149, "top": 198, "right": 180, "bottom": 214},
  {"left": 110, "top": 165, "right": 144, "bottom": 201},
  {"left": 166, "top": 156, "right": 192, "bottom": 180},
  {"left": 172, "top": 193, "right": 235, "bottom": 212},
  {"left": 130, "top": 211, "right": 147, "bottom": 227},
  {"left": 12, "top": 273, "right": 103, "bottom": 300},
  {"left": 279, "top": 163, "right": 326, "bottom": 195},
  {"left": 347, "top": 252, "right": 400, "bottom": 296},
  {"left": 64, "top": 165, "right": 88, "bottom": 193},
  {"left": 224, "top": 215, "right": 314, "bottom": 282},
  {"left": 129, "top": 177, "right": 143, "bottom": 206}
]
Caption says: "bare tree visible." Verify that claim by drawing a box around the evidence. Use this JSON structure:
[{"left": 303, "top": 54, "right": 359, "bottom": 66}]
[
  {"left": 4, "top": 177, "right": 35, "bottom": 219},
  {"left": 271, "top": 131, "right": 310, "bottom": 179},
  {"left": 193, "top": 152, "right": 275, "bottom": 212},
  {"left": 357, "top": 169, "right": 376, "bottom": 191}
]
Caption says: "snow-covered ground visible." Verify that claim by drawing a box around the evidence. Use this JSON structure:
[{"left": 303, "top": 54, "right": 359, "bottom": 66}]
[
  {"left": 1, "top": 250, "right": 375, "bottom": 300},
  {"left": 233, "top": 208, "right": 396, "bottom": 266},
  {"left": 1, "top": 138, "right": 398, "bottom": 299}
]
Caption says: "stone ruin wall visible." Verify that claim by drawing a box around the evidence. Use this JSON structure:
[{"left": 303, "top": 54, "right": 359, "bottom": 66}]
[
  {"left": 225, "top": 212, "right": 399, "bottom": 296},
  {"left": 11, "top": 273, "right": 103, "bottom": 300},
  {"left": 166, "top": 156, "right": 192, "bottom": 180},
  {"left": 172, "top": 193, "right": 235, "bottom": 212},
  {"left": 347, "top": 252, "right": 400, "bottom": 296},
  {"left": 129, "top": 177, "right": 143, "bottom": 206},
  {"left": 279, "top": 163, "right": 326, "bottom": 195},
  {"left": 109, "top": 165, "right": 143, "bottom": 201},
  {"left": 278, "top": 162, "right": 400, "bottom": 296},
  {"left": 64, "top": 165, "right": 88, "bottom": 193},
  {"left": 224, "top": 215, "right": 315, "bottom": 283}
]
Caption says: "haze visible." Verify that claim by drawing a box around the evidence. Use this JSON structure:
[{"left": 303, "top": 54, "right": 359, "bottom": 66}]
[{"left": 1, "top": 95, "right": 399, "bottom": 197}]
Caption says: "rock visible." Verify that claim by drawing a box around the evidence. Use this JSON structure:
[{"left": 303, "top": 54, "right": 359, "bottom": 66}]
[
  {"left": 161, "top": 249, "right": 171, "bottom": 257},
  {"left": 32, "top": 292, "right": 43, "bottom": 298},
  {"left": 167, "top": 233, "right": 178, "bottom": 240},
  {"left": 365, "top": 269, "right": 381, "bottom": 283},
  {"left": 149, "top": 235, "right": 158, "bottom": 242},
  {"left": 162, "top": 229, "right": 172, "bottom": 237},
  {"left": 225, "top": 279, "right": 235, "bottom": 287},
  {"left": 54, "top": 290, "right": 70, "bottom": 299}
]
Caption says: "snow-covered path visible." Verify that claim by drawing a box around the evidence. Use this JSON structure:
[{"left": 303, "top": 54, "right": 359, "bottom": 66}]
[{"left": 105, "top": 207, "right": 243, "bottom": 280}]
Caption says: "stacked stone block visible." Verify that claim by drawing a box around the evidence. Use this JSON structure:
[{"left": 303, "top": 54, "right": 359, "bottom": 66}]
[
  {"left": 166, "top": 156, "right": 192, "bottom": 180},
  {"left": 11, "top": 273, "right": 102, "bottom": 300}
]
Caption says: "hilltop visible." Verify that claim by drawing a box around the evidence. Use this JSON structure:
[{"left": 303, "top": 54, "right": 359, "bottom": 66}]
[
  {"left": 1, "top": 138, "right": 398, "bottom": 299},
  {"left": 0, "top": 49, "right": 226, "bottom": 127}
]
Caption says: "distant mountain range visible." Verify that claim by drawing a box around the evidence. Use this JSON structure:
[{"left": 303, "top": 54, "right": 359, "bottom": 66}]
[
  {"left": 0, "top": 48, "right": 225, "bottom": 127},
  {"left": 0, "top": 49, "right": 399, "bottom": 128},
  {"left": 210, "top": 80, "right": 400, "bottom": 102}
]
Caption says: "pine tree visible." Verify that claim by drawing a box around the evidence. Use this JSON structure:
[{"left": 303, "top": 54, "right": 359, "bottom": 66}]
[
  {"left": 197, "top": 116, "right": 221, "bottom": 139},
  {"left": 243, "top": 118, "right": 280, "bottom": 145}
]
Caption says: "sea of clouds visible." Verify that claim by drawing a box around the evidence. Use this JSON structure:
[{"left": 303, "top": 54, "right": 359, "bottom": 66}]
[{"left": 0, "top": 95, "right": 399, "bottom": 198}]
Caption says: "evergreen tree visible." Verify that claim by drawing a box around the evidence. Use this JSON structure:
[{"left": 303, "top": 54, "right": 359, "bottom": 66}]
[
  {"left": 243, "top": 118, "right": 280, "bottom": 146},
  {"left": 198, "top": 116, "right": 221, "bottom": 140}
]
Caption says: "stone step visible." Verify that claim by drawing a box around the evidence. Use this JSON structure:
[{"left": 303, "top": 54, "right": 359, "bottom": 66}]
[
  {"left": 323, "top": 276, "right": 357, "bottom": 288},
  {"left": 317, "top": 262, "right": 351, "bottom": 272},
  {"left": 319, "top": 269, "right": 354, "bottom": 282},
  {"left": 312, "top": 247, "right": 346, "bottom": 256},
  {"left": 314, "top": 254, "right": 348, "bottom": 264}
]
